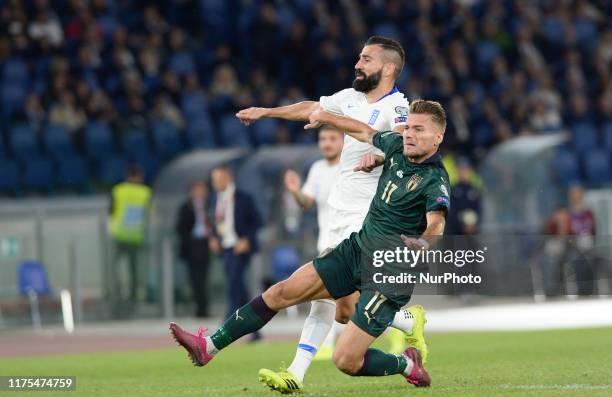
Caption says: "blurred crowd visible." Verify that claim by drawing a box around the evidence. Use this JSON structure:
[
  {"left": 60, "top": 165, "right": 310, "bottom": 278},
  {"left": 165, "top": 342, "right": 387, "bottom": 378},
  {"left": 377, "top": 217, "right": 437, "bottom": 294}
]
[{"left": 1, "top": 0, "right": 610, "bottom": 158}]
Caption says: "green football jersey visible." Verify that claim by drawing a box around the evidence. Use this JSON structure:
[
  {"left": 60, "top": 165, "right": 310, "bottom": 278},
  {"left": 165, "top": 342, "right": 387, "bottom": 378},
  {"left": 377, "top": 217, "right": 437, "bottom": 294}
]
[{"left": 356, "top": 130, "right": 451, "bottom": 251}]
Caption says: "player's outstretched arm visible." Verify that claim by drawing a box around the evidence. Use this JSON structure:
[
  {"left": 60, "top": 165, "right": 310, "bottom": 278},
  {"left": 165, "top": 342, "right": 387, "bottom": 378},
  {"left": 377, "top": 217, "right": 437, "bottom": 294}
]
[
  {"left": 305, "top": 107, "right": 376, "bottom": 144},
  {"left": 236, "top": 101, "right": 320, "bottom": 125},
  {"left": 401, "top": 211, "right": 446, "bottom": 250}
]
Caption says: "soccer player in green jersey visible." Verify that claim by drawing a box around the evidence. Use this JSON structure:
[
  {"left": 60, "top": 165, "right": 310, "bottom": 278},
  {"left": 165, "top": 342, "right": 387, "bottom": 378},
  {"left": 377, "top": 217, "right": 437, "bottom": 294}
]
[{"left": 170, "top": 100, "right": 450, "bottom": 388}]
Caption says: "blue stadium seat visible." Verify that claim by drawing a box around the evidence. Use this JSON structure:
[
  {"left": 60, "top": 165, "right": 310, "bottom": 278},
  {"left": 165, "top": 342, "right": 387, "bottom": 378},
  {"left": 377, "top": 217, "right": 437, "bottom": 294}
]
[
  {"left": 56, "top": 156, "right": 88, "bottom": 189},
  {"left": 97, "top": 155, "right": 127, "bottom": 185},
  {"left": 271, "top": 245, "right": 301, "bottom": 282},
  {"left": 151, "top": 120, "right": 182, "bottom": 159},
  {"left": 1, "top": 83, "right": 27, "bottom": 116},
  {"left": 181, "top": 92, "right": 208, "bottom": 121},
  {"left": 84, "top": 121, "right": 115, "bottom": 159},
  {"left": 2, "top": 57, "right": 28, "bottom": 82},
  {"left": 169, "top": 52, "right": 196, "bottom": 76},
  {"left": 252, "top": 118, "right": 278, "bottom": 146},
  {"left": 219, "top": 115, "right": 252, "bottom": 148},
  {"left": 553, "top": 147, "right": 580, "bottom": 186},
  {"left": 186, "top": 116, "right": 216, "bottom": 148},
  {"left": 571, "top": 122, "right": 598, "bottom": 153},
  {"left": 9, "top": 124, "right": 40, "bottom": 161},
  {"left": 122, "top": 129, "right": 151, "bottom": 160},
  {"left": 0, "top": 160, "right": 20, "bottom": 194},
  {"left": 583, "top": 149, "right": 611, "bottom": 186},
  {"left": 43, "top": 124, "right": 74, "bottom": 159},
  {"left": 602, "top": 121, "right": 612, "bottom": 153},
  {"left": 22, "top": 157, "right": 54, "bottom": 192},
  {"left": 18, "top": 260, "right": 52, "bottom": 296}
]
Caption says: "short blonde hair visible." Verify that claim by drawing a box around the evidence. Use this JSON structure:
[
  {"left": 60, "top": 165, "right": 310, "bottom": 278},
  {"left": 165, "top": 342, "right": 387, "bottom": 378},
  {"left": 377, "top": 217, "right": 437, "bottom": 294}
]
[{"left": 410, "top": 100, "right": 446, "bottom": 131}]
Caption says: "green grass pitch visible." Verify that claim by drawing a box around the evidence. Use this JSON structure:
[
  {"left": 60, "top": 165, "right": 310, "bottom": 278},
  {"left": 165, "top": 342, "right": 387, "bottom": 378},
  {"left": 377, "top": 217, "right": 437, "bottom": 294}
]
[{"left": 2, "top": 327, "right": 611, "bottom": 397}]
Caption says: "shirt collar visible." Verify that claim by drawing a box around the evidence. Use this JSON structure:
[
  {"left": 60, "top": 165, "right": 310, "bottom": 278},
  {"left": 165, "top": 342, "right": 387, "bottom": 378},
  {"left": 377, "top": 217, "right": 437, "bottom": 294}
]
[{"left": 375, "top": 86, "right": 399, "bottom": 102}]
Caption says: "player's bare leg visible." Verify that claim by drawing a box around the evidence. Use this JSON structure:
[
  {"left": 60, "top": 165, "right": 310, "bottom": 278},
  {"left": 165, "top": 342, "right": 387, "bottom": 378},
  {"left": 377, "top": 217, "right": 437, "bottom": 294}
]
[
  {"left": 170, "top": 262, "right": 331, "bottom": 367},
  {"left": 333, "top": 321, "right": 430, "bottom": 387}
]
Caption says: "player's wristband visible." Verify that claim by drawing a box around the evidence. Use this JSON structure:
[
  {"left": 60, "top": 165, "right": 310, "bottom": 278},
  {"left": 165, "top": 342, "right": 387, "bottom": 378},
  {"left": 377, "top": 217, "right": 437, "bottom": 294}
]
[{"left": 416, "top": 238, "right": 430, "bottom": 250}]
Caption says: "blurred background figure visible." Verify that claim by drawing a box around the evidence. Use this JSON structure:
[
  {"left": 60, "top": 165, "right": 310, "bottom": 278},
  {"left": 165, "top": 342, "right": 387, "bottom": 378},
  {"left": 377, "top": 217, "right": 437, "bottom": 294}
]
[
  {"left": 209, "top": 167, "right": 262, "bottom": 323},
  {"left": 108, "top": 165, "right": 151, "bottom": 313},
  {"left": 284, "top": 125, "right": 343, "bottom": 252},
  {"left": 566, "top": 185, "right": 599, "bottom": 296},
  {"left": 449, "top": 157, "right": 481, "bottom": 235},
  {"left": 175, "top": 180, "right": 212, "bottom": 318}
]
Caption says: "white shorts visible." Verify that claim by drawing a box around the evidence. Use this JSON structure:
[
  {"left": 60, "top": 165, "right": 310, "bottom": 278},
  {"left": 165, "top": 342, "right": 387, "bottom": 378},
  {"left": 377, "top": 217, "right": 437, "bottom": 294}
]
[{"left": 324, "top": 206, "right": 368, "bottom": 249}]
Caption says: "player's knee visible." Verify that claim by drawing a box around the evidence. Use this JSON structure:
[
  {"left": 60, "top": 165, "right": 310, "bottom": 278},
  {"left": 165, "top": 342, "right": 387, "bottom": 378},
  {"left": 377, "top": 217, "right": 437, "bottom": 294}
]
[
  {"left": 335, "top": 312, "right": 350, "bottom": 324},
  {"left": 332, "top": 350, "right": 362, "bottom": 375},
  {"left": 262, "top": 281, "right": 292, "bottom": 310},
  {"left": 334, "top": 305, "right": 352, "bottom": 324}
]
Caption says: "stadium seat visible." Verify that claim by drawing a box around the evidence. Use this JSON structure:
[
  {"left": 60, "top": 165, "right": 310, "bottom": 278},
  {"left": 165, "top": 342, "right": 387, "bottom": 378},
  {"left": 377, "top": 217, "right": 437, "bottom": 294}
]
[
  {"left": 84, "top": 121, "right": 115, "bottom": 160},
  {"left": 583, "top": 149, "right": 612, "bottom": 186},
  {"left": 18, "top": 260, "right": 52, "bottom": 296},
  {"left": 271, "top": 245, "right": 301, "bottom": 282},
  {"left": 122, "top": 129, "right": 151, "bottom": 159},
  {"left": 9, "top": 124, "right": 40, "bottom": 161},
  {"left": 151, "top": 120, "right": 183, "bottom": 159},
  {"left": 43, "top": 124, "right": 74, "bottom": 159},
  {"left": 181, "top": 92, "right": 208, "bottom": 121},
  {"left": 2, "top": 57, "right": 28, "bottom": 83},
  {"left": 22, "top": 157, "right": 55, "bottom": 192},
  {"left": 56, "top": 156, "right": 88, "bottom": 189},
  {"left": 0, "top": 160, "right": 20, "bottom": 194},
  {"left": 1, "top": 83, "right": 27, "bottom": 117},
  {"left": 97, "top": 155, "right": 127, "bottom": 185},
  {"left": 170, "top": 52, "right": 196, "bottom": 76},
  {"left": 571, "top": 122, "right": 598, "bottom": 153},
  {"left": 252, "top": 118, "right": 278, "bottom": 146},
  {"left": 186, "top": 116, "right": 216, "bottom": 148},
  {"left": 553, "top": 147, "right": 580, "bottom": 186},
  {"left": 219, "top": 115, "right": 252, "bottom": 148},
  {"left": 602, "top": 121, "right": 612, "bottom": 152}
]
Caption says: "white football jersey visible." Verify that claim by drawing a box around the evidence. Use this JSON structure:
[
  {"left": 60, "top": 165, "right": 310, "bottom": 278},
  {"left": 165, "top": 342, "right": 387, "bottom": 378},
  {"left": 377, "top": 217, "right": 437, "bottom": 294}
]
[
  {"left": 319, "top": 87, "right": 409, "bottom": 212},
  {"left": 301, "top": 159, "right": 340, "bottom": 252}
]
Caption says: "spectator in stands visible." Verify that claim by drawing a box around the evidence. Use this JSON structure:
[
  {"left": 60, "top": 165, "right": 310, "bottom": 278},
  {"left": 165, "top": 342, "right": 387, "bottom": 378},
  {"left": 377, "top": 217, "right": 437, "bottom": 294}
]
[
  {"left": 48, "top": 91, "right": 87, "bottom": 133},
  {"left": 209, "top": 166, "right": 262, "bottom": 323},
  {"left": 176, "top": 180, "right": 212, "bottom": 318},
  {"left": 108, "top": 165, "right": 152, "bottom": 313}
]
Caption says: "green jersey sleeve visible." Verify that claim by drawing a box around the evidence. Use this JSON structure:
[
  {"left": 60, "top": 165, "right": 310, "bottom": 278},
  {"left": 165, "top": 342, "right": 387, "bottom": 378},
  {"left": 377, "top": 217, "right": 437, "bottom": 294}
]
[
  {"left": 372, "top": 131, "right": 403, "bottom": 156},
  {"left": 424, "top": 174, "right": 451, "bottom": 214}
]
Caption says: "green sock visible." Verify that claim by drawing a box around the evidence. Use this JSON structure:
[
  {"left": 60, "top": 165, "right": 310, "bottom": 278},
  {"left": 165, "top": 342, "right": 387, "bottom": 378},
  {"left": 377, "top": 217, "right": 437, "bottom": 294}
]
[
  {"left": 210, "top": 295, "right": 277, "bottom": 350},
  {"left": 355, "top": 348, "right": 407, "bottom": 376}
]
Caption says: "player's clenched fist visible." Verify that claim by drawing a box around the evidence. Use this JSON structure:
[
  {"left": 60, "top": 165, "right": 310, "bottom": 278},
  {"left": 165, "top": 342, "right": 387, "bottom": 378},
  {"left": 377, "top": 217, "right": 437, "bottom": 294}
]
[
  {"left": 284, "top": 169, "right": 302, "bottom": 193},
  {"left": 304, "top": 106, "right": 325, "bottom": 130},
  {"left": 236, "top": 107, "right": 267, "bottom": 125},
  {"left": 354, "top": 153, "right": 384, "bottom": 173}
]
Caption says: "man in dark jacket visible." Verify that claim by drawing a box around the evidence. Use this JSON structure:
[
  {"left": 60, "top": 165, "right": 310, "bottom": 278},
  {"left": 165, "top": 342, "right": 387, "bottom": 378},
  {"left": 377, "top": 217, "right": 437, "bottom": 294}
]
[
  {"left": 175, "top": 180, "right": 211, "bottom": 317},
  {"left": 209, "top": 166, "right": 263, "bottom": 320}
]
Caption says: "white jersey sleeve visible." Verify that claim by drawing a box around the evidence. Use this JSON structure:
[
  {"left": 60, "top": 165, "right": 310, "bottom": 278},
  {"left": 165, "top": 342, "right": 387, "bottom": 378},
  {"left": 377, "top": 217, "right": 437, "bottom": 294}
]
[
  {"left": 385, "top": 95, "right": 410, "bottom": 131},
  {"left": 301, "top": 162, "right": 317, "bottom": 198},
  {"left": 319, "top": 88, "right": 353, "bottom": 116}
]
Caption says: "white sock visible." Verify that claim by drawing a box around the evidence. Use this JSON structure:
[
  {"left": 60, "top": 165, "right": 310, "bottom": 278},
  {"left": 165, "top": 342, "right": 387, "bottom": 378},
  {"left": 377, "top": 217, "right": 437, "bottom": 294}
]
[
  {"left": 287, "top": 299, "right": 336, "bottom": 381},
  {"left": 321, "top": 320, "right": 343, "bottom": 348},
  {"left": 205, "top": 336, "right": 219, "bottom": 356},
  {"left": 390, "top": 308, "right": 414, "bottom": 333},
  {"left": 402, "top": 355, "right": 414, "bottom": 375}
]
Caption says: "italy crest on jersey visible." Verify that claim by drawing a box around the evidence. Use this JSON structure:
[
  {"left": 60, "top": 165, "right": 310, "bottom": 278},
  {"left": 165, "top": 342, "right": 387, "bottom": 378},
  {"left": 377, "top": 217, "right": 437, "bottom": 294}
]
[{"left": 406, "top": 174, "right": 422, "bottom": 192}]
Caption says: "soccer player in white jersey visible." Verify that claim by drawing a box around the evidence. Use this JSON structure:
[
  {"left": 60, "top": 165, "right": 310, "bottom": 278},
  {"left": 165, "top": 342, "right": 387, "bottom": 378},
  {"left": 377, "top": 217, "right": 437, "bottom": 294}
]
[
  {"left": 284, "top": 125, "right": 343, "bottom": 253},
  {"left": 236, "top": 36, "right": 427, "bottom": 393}
]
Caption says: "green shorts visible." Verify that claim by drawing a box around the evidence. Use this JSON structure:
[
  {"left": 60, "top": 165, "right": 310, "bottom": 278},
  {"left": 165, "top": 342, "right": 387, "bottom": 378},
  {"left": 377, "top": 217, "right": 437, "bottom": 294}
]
[{"left": 313, "top": 233, "right": 408, "bottom": 337}]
